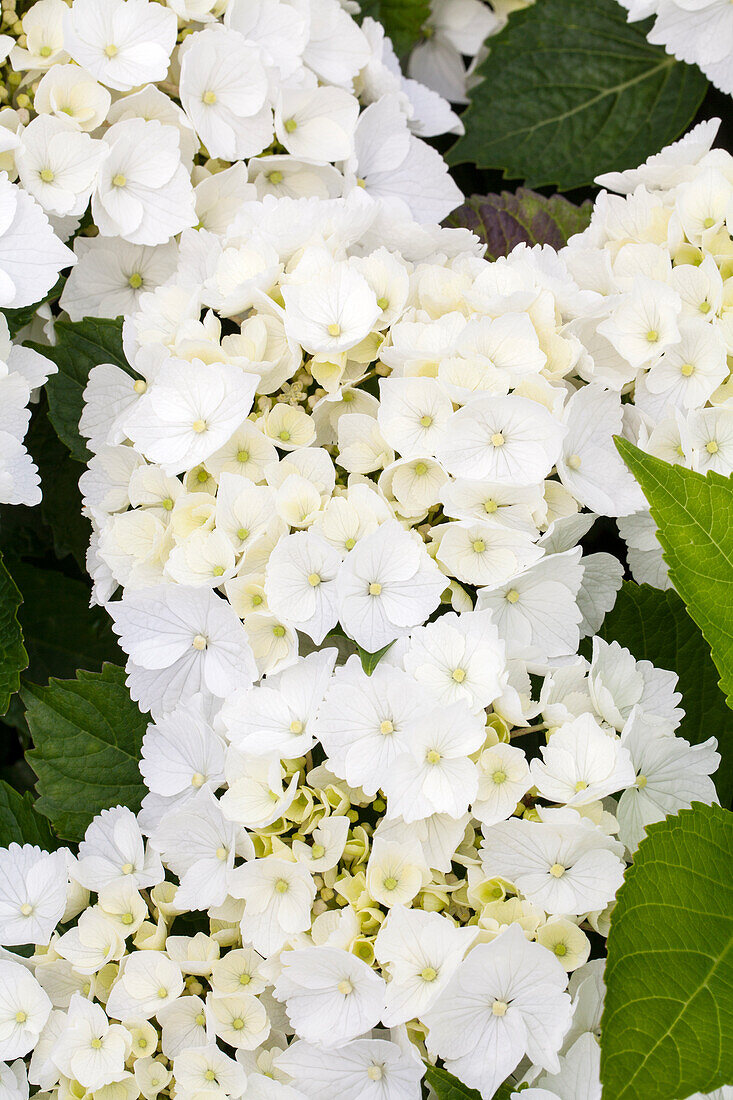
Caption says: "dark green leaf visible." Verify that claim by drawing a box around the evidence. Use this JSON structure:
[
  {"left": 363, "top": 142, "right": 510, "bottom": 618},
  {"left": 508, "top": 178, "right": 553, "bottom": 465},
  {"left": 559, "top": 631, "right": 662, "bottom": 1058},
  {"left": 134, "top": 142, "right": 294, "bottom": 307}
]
[
  {"left": 616, "top": 440, "right": 733, "bottom": 712},
  {"left": 1, "top": 275, "right": 65, "bottom": 339},
  {"left": 424, "top": 1065, "right": 482, "bottom": 1099},
  {"left": 25, "top": 664, "right": 148, "bottom": 842},
  {"left": 357, "top": 641, "right": 394, "bottom": 675},
  {"left": 0, "top": 554, "right": 28, "bottom": 716},
  {"left": 0, "top": 780, "right": 58, "bottom": 849},
  {"left": 601, "top": 802, "right": 733, "bottom": 1099},
  {"left": 424, "top": 1064, "right": 513, "bottom": 1099},
  {"left": 25, "top": 403, "right": 91, "bottom": 568},
  {"left": 30, "top": 317, "right": 133, "bottom": 462},
  {"left": 446, "top": 188, "right": 592, "bottom": 258},
  {"left": 10, "top": 561, "right": 122, "bottom": 683},
  {"left": 358, "top": 0, "right": 429, "bottom": 57},
  {"left": 448, "top": 0, "right": 708, "bottom": 190},
  {"left": 598, "top": 582, "right": 733, "bottom": 805}
]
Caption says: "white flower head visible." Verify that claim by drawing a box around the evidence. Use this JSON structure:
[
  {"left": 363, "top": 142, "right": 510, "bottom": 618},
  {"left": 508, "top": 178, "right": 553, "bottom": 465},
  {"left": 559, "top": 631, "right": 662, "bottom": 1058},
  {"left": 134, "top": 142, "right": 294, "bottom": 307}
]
[
  {"left": 0, "top": 845, "right": 69, "bottom": 947},
  {"left": 382, "top": 699, "right": 486, "bottom": 822},
  {"left": 480, "top": 815, "right": 626, "bottom": 915},
  {"left": 375, "top": 905, "right": 478, "bottom": 1026},
  {"left": 63, "top": 0, "right": 177, "bottom": 91},
  {"left": 0, "top": 961, "right": 52, "bottom": 1060},
  {"left": 273, "top": 945, "right": 386, "bottom": 1048},
  {"left": 50, "top": 993, "right": 132, "bottom": 1089},
  {"left": 618, "top": 707, "right": 720, "bottom": 851},
  {"left": 220, "top": 648, "right": 337, "bottom": 759},
  {"left": 530, "top": 713, "right": 636, "bottom": 807},
  {"left": 75, "top": 805, "right": 163, "bottom": 893},
  {"left": 337, "top": 520, "right": 446, "bottom": 651},
  {"left": 229, "top": 855, "right": 316, "bottom": 956},
  {"left": 402, "top": 608, "right": 507, "bottom": 712},
  {"left": 265, "top": 532, "right": 342, "bottom": 645},
  {"left": 110, "top": 585, "right": 258, "bottom": 716},
  {"left": 179, "top": 27, "right": 271, "bottom": 162},
  {"left": 318, "top": 656, "right": 433, "bottom": 795},
  {"left": 438, "top": 394, "right": 566, "bottom": 485},
  {"left": 125, "top": 357, "right": 258, "bottom": 476},
  {"left": 276, "top": 1037, "right": 424, "bottom": 1100},
  {"left": 423, "top": 923, "right": 572, "bottom": 1098}
]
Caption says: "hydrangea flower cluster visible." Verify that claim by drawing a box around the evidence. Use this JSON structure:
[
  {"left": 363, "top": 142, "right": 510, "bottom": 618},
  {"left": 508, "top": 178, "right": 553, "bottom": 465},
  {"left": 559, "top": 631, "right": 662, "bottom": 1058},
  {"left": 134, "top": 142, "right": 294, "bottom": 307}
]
[
  {"left": 619, "top": 0, "right": 733, "bottom": 95},
  {"left": 0, "top": 630, "right": 720, "bottom": 1098},
  {"left": 0, "top": 0, "right": 466, "bottom": 269},
  {"left": 0, "top": 0, "right": 729, "bottom": 1094},
  {"left": 562, "top": 119, "right": 733, "bottom": 587},
  {"left": 80, "top": 181, "right": 664, "bottom": 705}
]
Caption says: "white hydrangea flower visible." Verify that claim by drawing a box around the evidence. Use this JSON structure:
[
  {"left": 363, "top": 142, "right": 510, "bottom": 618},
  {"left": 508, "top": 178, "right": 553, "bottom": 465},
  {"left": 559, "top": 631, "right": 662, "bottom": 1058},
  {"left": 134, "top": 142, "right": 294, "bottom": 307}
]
[
  {"left": 62, "top": 0, "right": 177, "bottom": 91},
  {"left": 423, "top": 924, "right": 572, "bottom": 1098},
  {"left": 0, "top": 845, "right": 69, "bottom": 947}
]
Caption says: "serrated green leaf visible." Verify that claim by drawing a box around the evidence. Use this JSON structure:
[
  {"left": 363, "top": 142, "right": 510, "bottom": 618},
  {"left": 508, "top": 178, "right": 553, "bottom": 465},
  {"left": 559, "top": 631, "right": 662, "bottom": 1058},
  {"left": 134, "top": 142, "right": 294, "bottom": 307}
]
[
  {"left": 10, "top": 561, "right": 122, "bottom": 683},
  {"left": 448, "top": 0, "right": 708, "bottom": 190},
  {"left": 424, "top": 1064, "right": 513, "bottom": 1099},
  {"left": 0, "top": 780, "right": 58, "bottom": 849},
  {"left": 0, "top": 554, "right": 28, "bottom": 716},
  {"left": 601, "top": 802, "right": 733, "bottom": 1099},
  {"left": 616, "top": 440, "right": 733, "bottom": 712},
  {"left": 357, "top": 641, "right": 394, "bottom": 675},
  {"left": 358, "top": 0, "right": 429, "bottom": 56},
  {"left": 24, "top": 664, "right": 148, "bottom": 842},
  {"left": 446, "top": 188, "right": 592, "bottom": 259},
  {"left": 598, "top": 582, "right": 733, "bottom": 806},
  {"left": 29, "top": 317, "right": 133, "bottom": 462}
]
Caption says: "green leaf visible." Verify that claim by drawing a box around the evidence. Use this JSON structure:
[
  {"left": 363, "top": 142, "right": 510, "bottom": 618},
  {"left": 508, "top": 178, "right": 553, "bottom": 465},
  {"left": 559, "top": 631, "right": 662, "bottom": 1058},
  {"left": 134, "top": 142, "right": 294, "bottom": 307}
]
[
  {"left": 10, "top": 561, "right": 122, "bottom": 683},
  {"left": 448, "top": 0, "right": 708, "bottom": 190},
  {"left": 24, "top": 664, "right": 148, "bottom": 842},
  {"left": 601, "top": 802, "right": 733, "bottom": 1099},
  {"left": 357, "top": 641, "right": 394, "bottom": 675},
  {"left": 357, "top": 0, "right": 429, "bottom": 57},
  {"left": 29, "top": 317, "right": 133, "bottom": 462},
  {"left": 424, "top": 1065, "right": 513, "bottom": 1100},
  {"left": 0, "top": 554, "right": 28, "bottom": 716},
  {"left": 0, "top": 780, "right": 58, "bottom": 849},
  {"left": 446, "top": 188, "right": 592, "bottom": 258},
  {"left": 616, "top": 440, "right": 733, "bottom": 712},
  {"left": 30, "top": 405, "right": 93, "bottom": 568},
  {"left": 1, "top": 275, "right": 65, "bottom": 339},
  {"left": 424, "top": 1065, "right": 482, "bottom": 1099},
  {"left": 598, "top": 582, "right": 733, "bottom": 806}
]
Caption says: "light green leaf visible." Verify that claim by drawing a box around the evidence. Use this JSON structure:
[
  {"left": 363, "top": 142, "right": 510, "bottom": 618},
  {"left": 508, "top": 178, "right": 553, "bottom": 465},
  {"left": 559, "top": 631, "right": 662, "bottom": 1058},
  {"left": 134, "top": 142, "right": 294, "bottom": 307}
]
[
  {"left": 0, "top": 781, "right": 58, "bottom": 849},
  {"left": 357, "top": 641, "right": 394, "bottom": 675},
  {"left": 601, "top": 802, "right": 733, "bottom": 1099},
  {"left": 358, "top": 0, "right": 429, "bottom": 57},
  {"left": 598, "top": 581, "right": 733, "bottom": 805},
  {"left": 447, "top": 188, "right": 592, "bottom": 259},
  {"left": 29, "top": 317, "right": 134, "bottom": 462},
  {"left": 448, "top": 0, "right": 708, "bottom": 190},
  {"left": 0, "top": 554, "right": 28, "bottom": 716},
  {"left": 25, "top": 664, "right": 148, "bottom": 842},
  {"left": 616, "top": 440, "right": 733, "bottom": 712}
]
